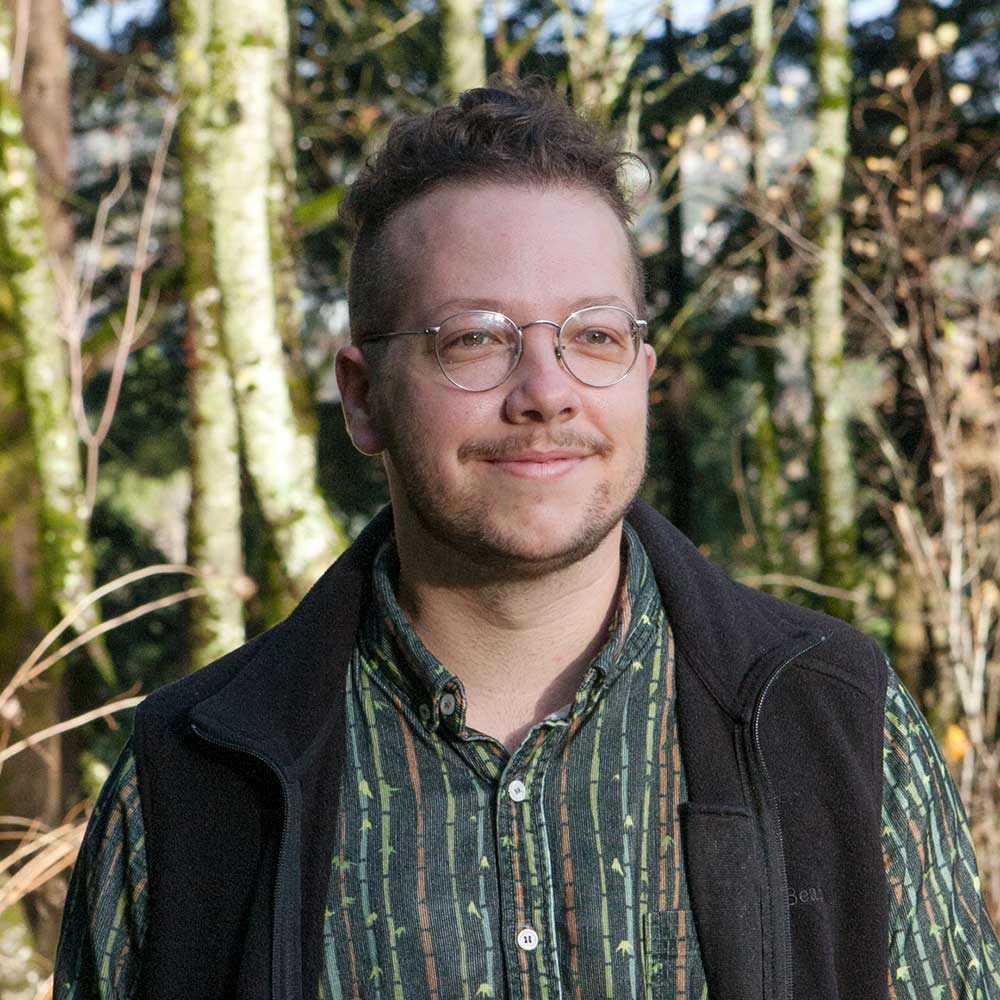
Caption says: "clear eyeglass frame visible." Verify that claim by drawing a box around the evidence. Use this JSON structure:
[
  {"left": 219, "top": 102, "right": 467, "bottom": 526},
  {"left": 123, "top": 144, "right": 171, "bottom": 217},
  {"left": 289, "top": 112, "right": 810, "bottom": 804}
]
[{"left": 359, "top": 305, "right": 649, "bottom": 392}]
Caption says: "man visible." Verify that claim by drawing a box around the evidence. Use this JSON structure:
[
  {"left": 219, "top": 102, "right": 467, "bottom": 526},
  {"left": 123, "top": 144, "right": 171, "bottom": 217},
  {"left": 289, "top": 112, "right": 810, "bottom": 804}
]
[{"left": 56, "top": 82, "right": 998, "bottom": 999}]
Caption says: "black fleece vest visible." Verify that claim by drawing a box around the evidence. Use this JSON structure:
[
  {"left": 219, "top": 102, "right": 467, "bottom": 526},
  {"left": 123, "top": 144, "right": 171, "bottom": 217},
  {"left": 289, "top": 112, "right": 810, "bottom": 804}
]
[{"left": 134, "top": 502, "right": 888, "bottom": 1000}]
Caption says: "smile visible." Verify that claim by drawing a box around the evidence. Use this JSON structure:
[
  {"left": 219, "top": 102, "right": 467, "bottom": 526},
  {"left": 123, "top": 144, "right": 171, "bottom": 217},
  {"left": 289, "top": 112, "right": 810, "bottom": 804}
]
[{"left": 485, "top": 452, "right": 589, "bottom": 479}]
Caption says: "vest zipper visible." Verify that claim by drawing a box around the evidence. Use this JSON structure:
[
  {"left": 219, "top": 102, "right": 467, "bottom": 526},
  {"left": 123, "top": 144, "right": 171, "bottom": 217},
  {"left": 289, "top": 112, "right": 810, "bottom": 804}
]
[
  {"left": 750, "top": 636, "right": 826, "bottom": 1000},
  {"left": 190, "top": 722, "right": 294, "bottom": 1000}
]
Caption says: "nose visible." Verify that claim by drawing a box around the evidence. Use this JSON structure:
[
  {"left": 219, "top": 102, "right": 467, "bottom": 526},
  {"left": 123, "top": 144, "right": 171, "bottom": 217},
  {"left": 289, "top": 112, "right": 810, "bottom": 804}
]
[{"left": 502, "top": 321, "right": 582, "bottom": 425}]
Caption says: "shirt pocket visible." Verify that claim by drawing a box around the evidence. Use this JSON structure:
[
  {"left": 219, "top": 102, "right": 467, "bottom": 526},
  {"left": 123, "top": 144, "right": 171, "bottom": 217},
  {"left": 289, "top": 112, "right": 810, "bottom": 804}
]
[{"left": 641, "top": 909, "right": 704, "bottom": 999}]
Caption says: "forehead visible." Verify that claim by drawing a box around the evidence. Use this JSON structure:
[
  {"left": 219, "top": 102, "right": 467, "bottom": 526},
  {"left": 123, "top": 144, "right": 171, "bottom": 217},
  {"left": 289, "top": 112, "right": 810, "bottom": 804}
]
[{"left": 387, "top": 182, "right": 635, "bottom": 322}]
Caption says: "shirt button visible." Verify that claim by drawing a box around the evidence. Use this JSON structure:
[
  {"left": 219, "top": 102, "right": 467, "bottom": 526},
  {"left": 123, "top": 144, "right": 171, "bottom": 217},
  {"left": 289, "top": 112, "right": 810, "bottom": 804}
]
[
  {"left": 508, "top": 779, "right": 527, "bottom": 802},
  {"left": 516, "top": 927, "right": 539, "bottom": 951},
  {"left": 439, "top": 692, "right": 457, "bottom": 717}
]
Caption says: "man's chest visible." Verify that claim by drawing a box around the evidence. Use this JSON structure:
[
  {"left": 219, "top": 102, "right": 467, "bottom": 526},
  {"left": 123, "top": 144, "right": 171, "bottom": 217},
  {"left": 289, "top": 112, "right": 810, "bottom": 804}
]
[{"left": 318, "top": 627, "right": 707, "bottom": 1000}]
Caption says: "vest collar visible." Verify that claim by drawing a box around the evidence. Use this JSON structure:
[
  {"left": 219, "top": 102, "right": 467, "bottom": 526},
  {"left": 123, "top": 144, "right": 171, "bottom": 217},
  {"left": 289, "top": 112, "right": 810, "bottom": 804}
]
[{"left": 189, "top": 501, "right": 828, "bottom": 768}]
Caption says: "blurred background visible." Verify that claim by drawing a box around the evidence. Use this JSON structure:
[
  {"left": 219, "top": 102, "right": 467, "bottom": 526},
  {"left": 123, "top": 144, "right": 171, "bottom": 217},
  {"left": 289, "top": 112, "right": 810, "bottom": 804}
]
[{"left": 0, "top": 0, "right": 997, "bottom": 994}]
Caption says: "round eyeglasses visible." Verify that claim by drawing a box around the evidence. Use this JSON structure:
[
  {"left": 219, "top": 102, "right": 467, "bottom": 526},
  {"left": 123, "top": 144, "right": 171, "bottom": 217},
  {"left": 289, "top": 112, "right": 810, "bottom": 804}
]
[{"left": 360, "top": 305, "right": 648, "bottom": 392}]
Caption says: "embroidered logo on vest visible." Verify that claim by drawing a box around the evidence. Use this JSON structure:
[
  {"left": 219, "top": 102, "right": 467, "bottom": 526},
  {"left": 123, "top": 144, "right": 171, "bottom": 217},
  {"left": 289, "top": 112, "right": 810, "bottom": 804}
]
[{"left": 788, "top": 886, "right": 825, "bottom": 906}]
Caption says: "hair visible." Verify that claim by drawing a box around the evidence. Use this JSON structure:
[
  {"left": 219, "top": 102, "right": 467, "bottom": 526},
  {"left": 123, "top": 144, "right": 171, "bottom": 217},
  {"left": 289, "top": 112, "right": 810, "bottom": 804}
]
[{"left": 339, "top": 77, "right": 649, "bottom": 349}]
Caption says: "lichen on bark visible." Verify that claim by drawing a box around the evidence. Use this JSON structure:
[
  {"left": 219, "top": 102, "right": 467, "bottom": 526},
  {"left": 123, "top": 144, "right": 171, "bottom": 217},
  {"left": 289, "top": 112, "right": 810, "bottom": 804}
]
[
  {"left": 205, "top": 0, "right": 347, "bottom": 599},
  {"left": 173, "top": 0, "right": 247, "bottom": 667},
  {"left": 0, "top": 7, "right": 109, "bottom": 675},
  {"left": 808, "top": 0, "right": 858, "bottom": 619}
]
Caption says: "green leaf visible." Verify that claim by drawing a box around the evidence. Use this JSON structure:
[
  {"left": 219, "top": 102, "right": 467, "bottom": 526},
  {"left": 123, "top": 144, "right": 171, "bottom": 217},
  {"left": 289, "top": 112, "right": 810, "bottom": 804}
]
[
  {"left": 361, "top": 818, "right": 372, "bottom": 832},
  {"left": 359, "top": 779, "right": 374, "bottom": 799},
  {"left": 468, "top": 900, "right": 481, "bottom": 918},
  {"left": 294, "top": 186, "right": 345, "bottom": 231},
  {"left": 611, "top": 857, "right": 624, "bottom": 876},
  {"left": 624, "top": 814, "right": 634, "bottom": 829},
  {"left": 480, "top": 855, "right": 491, "bottom": 870},
  {"left": 616, "top": 940, "right": 634, "bottom": 955},
  {"left": 475, "top": 985, "right": 494, "bottom": 998},
  {"left": 367, "top": 912, "right": 378, "bottom": 926}
]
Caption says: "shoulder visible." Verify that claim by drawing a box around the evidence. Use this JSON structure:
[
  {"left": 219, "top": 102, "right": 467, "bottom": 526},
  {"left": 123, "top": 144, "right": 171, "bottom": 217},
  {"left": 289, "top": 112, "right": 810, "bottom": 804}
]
[{"left": 627, "top": 500, "right": 887, "bottom": 713}]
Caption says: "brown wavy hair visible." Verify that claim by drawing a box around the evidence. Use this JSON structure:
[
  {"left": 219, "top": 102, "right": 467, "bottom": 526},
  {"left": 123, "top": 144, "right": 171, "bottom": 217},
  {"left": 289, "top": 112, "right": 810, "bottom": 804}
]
[{"left": 340, "top": 78, "right": 648, "bottom": 347}]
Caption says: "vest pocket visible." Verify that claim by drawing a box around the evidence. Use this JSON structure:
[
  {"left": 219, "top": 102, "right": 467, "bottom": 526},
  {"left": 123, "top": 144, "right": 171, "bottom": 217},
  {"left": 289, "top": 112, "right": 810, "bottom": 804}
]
[{"left": 642, "top": 909, "right": 703, "bottom": 999}]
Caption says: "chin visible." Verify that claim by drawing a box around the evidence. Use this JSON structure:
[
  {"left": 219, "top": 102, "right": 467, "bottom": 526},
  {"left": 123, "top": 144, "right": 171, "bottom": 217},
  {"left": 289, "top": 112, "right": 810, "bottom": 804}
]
[{"left": 409, "top": 481, "right": 628, "bottom": 579}]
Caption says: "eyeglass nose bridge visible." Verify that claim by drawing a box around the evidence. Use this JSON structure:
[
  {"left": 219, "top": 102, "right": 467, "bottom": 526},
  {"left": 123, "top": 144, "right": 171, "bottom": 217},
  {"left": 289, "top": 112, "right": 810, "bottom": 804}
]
[{"left": 515, "top": 318, "right": 569, "bottom": 364}]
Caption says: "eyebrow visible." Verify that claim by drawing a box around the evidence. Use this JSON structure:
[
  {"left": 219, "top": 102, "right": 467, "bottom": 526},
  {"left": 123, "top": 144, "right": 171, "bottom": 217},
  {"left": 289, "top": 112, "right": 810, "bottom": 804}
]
[{"left": 429, "top": 294, "right": 633, "bottom": 317}]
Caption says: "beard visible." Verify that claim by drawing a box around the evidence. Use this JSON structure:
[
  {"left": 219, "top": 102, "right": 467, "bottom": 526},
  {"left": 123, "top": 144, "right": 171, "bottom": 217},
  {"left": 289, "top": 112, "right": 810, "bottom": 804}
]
[{"left": 379, "top": 420, "right": 650, "bottom": 581}]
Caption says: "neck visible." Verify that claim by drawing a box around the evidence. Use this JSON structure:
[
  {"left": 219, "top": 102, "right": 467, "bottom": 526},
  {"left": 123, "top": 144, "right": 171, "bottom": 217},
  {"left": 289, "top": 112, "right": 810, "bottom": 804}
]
[{"left": 394, "top": 521, "right": 625, "bottom": 750}]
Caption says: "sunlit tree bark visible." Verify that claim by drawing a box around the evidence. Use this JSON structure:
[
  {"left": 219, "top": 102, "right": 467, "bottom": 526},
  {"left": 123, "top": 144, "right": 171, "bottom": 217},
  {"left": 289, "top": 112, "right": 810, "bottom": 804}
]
[
  {"left": 0, "top": 1, "right": 102, "bottom": 959},
  {"left": 269, "top": 0, "right": 314, "bottom": 434},
  {"left": 440, "top": 0, "right": 486, "bottom": 99},
  {"left": 207, "top": 0, "right": 347, "bottom": 599},
  {"left": 748, "top": 0, "right": 785, "bottom": 572},
  {"left": 16, "top": 0, "right": 72, "bottom": 282},
  {"left": 173, "top": 0, "right": 247, "bottom": 667},
  {"left": 808, "top": 0, "right": 857, "bottom": 618},
  {"left": 0, "top": 7, "right": 105, "bottom": 655}
]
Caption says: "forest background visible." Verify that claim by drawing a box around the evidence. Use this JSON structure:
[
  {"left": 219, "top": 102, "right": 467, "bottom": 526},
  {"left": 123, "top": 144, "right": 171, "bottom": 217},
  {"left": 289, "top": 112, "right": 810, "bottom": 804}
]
[{"left": 0, "top": 0, "right": 997, "bottom": 994}]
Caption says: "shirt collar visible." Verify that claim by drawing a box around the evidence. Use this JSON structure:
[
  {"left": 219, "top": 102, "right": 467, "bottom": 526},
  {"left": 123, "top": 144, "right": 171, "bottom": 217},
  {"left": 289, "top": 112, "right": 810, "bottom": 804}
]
[{"left": 364, "top": 523, "right": 662, "bottom": 735}]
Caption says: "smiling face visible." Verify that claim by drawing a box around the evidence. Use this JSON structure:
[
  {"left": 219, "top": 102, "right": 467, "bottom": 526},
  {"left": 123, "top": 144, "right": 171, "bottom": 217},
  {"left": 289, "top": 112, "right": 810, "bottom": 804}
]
[{"left": 337, "top": 182, "right": 656, "bottom": 580}]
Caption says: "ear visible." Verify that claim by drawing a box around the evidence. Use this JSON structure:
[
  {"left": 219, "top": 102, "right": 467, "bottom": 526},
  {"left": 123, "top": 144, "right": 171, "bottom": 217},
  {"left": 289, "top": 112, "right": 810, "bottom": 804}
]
[
  {"left": 643, "top": 342, "right": 657, "bottom": 379},
  {"left": 336, "top": 345, "right": 385, "bottom": 456}
]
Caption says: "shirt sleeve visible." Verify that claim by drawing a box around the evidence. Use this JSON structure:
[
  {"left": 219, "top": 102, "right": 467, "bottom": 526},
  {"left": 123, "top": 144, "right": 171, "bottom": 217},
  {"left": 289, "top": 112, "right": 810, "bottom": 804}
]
[
  {"left": 53, "top": 738, "right": 148, "bottom": 1000},
  {"left": 883, "top": 669, "right": 1000, "bottom": 997}
]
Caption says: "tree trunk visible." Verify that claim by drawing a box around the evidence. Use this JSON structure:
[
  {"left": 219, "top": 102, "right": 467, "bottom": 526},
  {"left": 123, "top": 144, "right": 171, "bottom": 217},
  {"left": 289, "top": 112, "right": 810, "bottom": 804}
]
[
  {"left": 654, "top": 9, "right": 694, "bottom": 538},
  {"left": 0, "top": 1, "right": 95, "bottom": 962},
  {"left": 268, "top": 0, "right": 315, "bottom": 436},
  {"left": 0, "top": 8, "right": 106, "bottom": 656},
  {"left": 440, "top": 0, "right": 486, "bottom": 100},
  {"left": 808, "top": 0, "right": 857, "bottom": 619},
  {"left": 12, "top": 0, "right": 73, "bottom": 283},
  {"left": 207, "top": 0, "right": 347, "bottom": 600},
  {"left": 173, "top": 0, "right": 247, "bottom": 668},
  {"left": 748, "top": 0, "right": 786, "bottom": 573}
]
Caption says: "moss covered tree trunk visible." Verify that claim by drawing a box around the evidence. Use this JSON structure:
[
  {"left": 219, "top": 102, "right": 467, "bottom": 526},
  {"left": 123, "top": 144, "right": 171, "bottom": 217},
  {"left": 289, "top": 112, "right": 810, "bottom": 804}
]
[
  {"left": 748, "top": 0, "right": 785, "bottom": 572},
  {"left": 173, "top": 0, "right": 247, "bottom": 668},
  {"left": 16, "top": 0, "right": 73, "bottom": 282},
  {"left": 440, "top": 0, "right": 486, "bottom": 99},
  {"left": 268, "top": 0, "right": 315, "bottom": 436},
  {"left": 207, "top": 0, "right": 347, "bottom": 601},
  {"left": 0, "top": 2, "right": 100, "bottom": 962},
  {"left": 0, "top": 9, "right": 103, "bottom": 646},
  {"left": 808, "top": 0, "right": 857, "bottom": 618}
]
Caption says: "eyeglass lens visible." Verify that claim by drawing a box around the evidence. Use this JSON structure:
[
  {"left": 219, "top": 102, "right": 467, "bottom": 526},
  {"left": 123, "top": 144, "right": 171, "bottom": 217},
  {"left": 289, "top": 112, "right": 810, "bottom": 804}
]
[{"left": 435, "top": 307, "right": 638, "bottom": 391}]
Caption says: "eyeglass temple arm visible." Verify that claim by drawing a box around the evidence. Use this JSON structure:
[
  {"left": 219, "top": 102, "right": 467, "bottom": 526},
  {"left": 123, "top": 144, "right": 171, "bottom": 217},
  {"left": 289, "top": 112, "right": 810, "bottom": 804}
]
[{"left": 360, "top": 328, "right": 439, "bottom": 344}]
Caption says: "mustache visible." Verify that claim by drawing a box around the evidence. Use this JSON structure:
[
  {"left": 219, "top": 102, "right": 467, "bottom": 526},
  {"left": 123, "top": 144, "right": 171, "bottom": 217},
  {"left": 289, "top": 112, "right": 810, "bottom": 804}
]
[{"left": 457, "top": 432, "right": 614, "bottom": 461}]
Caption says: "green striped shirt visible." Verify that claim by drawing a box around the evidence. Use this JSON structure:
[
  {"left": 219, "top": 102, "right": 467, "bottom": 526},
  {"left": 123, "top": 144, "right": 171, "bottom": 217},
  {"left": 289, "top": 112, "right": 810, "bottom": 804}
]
[
  {"left": 322, "top": 526, "right": 698, "bottom": 999},
  {"left": 55, "top": 528, "right": 1000, "bottom": 998}
]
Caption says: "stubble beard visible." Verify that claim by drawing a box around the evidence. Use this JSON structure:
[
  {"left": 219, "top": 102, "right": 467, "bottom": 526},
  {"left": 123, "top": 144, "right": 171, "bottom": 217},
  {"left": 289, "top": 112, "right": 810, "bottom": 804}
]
[{"left": 381, "top": 420, "right": 650, "bottom": 582}]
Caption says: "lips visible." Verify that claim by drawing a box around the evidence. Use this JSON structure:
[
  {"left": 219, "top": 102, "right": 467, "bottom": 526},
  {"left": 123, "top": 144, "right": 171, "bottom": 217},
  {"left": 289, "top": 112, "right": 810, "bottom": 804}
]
[
  {"left": 491, "top": 450, "right": 590, "bottom": 462},
  {"left": 486, "top": 451, "right": 590, "bottom": 479}
]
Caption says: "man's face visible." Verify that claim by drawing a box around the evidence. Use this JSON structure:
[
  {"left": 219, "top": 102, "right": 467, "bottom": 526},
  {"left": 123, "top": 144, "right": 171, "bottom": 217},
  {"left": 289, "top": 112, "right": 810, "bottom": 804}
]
[{"left": 340, "top": 182, "right": 656, "bottom": 578}]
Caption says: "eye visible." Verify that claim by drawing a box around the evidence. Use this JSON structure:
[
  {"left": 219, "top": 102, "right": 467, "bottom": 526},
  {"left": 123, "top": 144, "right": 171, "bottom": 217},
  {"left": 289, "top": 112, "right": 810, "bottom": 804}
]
[{"left": 457, "top": 329, "right": 498, "bottom": 348}]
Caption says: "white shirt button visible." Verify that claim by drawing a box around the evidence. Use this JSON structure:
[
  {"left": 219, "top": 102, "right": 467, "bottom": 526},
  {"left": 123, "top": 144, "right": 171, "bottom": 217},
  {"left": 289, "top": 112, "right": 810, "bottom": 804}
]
[
  {"left": 508, "top": 779, "right": 527, "bottom": 803},
  {"left": 516, "top": 927, "right": 539, "bottom": 951},
  {"left": 439, "top": 692, "right": 457, "bottom": 717}
]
